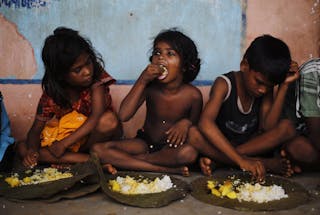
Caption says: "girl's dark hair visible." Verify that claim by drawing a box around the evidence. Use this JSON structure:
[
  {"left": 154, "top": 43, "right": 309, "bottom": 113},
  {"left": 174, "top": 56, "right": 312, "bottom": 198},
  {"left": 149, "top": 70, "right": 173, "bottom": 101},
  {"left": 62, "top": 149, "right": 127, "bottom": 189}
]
[
  {"left": 41, "top": 27, "right": 104, "bottom": 108},
  {"left": 150, "top": 28, "right": 201, "bottom": 83},
  {"left": 244, "top": 34, "right": 291, "bottom": 85}
]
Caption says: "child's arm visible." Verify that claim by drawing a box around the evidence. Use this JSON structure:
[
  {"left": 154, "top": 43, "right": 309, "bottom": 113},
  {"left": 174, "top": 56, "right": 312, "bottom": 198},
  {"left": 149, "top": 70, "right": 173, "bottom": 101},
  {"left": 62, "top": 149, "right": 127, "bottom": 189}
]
[
  {"left": 48, "top": 84, "right": 107, "bottom": 157},
  {"left": 199, "top": 78, "right": 265, "bottom": 180},
  {"left": 119, "top": 64, "right": 163, "bottom": 122},
  {"left": 166, "top": 88, "right": 203, "bottom": 147},
  {"left": 260, "top": 61, "right": 299, "bottom": 130},
  {"left": 23, "top": 119, "right": 46, "bottom": 167}
]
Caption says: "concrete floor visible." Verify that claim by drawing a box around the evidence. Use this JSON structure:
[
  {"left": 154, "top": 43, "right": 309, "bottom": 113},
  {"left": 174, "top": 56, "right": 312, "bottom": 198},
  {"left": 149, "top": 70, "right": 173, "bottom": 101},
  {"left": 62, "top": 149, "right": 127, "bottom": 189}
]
[{"left": 1, "top": 170, "right": 320, "bottom": 215}]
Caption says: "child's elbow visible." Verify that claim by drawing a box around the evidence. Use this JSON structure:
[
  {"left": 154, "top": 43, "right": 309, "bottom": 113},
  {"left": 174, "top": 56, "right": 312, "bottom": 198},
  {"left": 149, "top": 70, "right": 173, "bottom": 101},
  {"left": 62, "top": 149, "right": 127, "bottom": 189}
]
[
  {"left": 198, "top": 117, "right": 207, "bottom": 133},
  {"left": 118, "top": 112, "right": 129, "bottom": 122},
  {"left": 119, "top": 116, "right": 127, "bottom": 122}
]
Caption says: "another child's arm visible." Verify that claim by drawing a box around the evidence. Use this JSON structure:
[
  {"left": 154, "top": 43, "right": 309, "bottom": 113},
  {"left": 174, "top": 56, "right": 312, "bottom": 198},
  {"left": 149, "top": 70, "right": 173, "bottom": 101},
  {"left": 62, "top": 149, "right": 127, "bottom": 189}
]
[
  {"left": 119, "top": 64, "right": 164, "bottom": 121},
  {"left": 199, "top": 78, "right": 265, "bottom": 180},
  {"left": 166, "top": 88, "right": 203, "bottom": 147},
  {"left": 260, "top": 61, "right": 299, "bottom": 130},
  {"left": 48, "top": 84, "right": 108, "bottom": 157},
  {"left": 23, "top": 119, "right": 46, "bottom": 167}
]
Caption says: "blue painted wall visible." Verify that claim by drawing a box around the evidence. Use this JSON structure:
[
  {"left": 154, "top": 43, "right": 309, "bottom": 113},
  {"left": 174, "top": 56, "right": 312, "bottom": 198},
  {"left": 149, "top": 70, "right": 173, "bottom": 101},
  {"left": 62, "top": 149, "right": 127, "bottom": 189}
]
[{"left": 0, "top": 0, "right": 245, "bottom": 84}]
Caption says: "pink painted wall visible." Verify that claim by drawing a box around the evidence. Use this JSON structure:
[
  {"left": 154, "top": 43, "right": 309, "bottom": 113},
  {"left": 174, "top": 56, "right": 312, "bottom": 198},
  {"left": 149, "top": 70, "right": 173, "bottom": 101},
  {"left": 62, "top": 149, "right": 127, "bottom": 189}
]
[
  {"left": 0, "top": 0, "right": 319, "bottom": 141},
  {"left": 246, "top": 0, "right": 320, "bottom": 64}
]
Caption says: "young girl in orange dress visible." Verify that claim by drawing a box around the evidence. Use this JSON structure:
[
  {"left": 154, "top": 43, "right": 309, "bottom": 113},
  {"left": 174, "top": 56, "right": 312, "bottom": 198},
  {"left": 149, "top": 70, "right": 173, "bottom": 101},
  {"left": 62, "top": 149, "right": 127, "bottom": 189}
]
[{"left": 17, "top": 27, "right": 121, "bottom": 171}]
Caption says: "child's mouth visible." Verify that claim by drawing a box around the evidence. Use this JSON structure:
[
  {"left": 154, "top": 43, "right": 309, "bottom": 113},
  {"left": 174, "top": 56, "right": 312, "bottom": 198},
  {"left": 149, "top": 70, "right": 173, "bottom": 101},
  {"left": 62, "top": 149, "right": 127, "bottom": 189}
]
[{"left": 158, "top": 65, "right": 168, "bottom": 80}]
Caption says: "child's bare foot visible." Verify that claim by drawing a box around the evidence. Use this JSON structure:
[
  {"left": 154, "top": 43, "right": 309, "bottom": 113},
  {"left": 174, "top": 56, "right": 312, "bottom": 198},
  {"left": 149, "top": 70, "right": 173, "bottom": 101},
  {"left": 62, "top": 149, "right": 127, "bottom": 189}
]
[
  {"left": 181, "top": 166, "right": 190, "bottom": 177},
  {"left": 199, "top": 157, "right": 214, "bottom": 176},
  {"left": 280, "top": 149, "right": 302, "bottom": 174},
  {"left": 260, "top": 156, "right": 293, "bottom": 177},
  {"left": 48, "top": 142, "right": 66, "bottom": 158},
  {"left": 102, "top": 163, "right": 117, "bottom": 175},
  {"left": 166, "top": 166, "right": 189, "bottom": 176}
]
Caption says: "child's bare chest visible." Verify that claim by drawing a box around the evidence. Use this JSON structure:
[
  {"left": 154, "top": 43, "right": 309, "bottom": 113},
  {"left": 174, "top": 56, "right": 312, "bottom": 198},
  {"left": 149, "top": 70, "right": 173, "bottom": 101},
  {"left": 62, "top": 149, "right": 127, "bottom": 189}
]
[{"left": 147, "top": 93, "right": 192, "bottom": 121}]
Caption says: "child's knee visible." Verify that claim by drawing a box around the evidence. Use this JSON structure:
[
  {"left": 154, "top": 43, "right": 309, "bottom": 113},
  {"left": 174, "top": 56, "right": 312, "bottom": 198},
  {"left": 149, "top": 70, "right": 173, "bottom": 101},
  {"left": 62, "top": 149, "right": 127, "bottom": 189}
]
[
  {"left": 187, "top": 126, "right": 202, "bottom": 146},
  {"left": 278, "top": 119, "right": 296, "bottom": 139},
  {"left": 96, "top": 111, "right": 120, "bottom": 133},
  {"left": 177, "top": 145, "right": 198, "bottom": 164},
  {"left": 90, "top": 142, "right": 110, "bottom": 156},
  {"left": 90, "top": 143, "right": 102, "bottom": 154},
  {"left": 287, "top": 136, "right": 318, "bottom": 162}
]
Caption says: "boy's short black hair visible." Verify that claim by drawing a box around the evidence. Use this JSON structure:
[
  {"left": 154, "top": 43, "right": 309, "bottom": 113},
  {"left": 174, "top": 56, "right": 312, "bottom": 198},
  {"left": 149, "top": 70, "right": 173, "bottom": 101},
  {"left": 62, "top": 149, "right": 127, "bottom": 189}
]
[
  {"left": 150, "top": 28, "right": 201, "bottom": 83},
  {"left": 244, "top": 35, "right": 291, "bottom": 85}
]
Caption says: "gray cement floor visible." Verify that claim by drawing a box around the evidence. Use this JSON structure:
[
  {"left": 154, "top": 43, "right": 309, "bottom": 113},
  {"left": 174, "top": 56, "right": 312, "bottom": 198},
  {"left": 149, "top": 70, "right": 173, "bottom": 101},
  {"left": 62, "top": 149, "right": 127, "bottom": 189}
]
[{"left": 1, "top": 170, "right": 320, "bottom": 215}]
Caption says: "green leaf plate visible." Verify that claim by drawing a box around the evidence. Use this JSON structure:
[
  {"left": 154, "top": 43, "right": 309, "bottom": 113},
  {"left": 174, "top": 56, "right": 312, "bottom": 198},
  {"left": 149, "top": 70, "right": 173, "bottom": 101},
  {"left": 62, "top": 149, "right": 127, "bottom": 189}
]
[
  {"left": 191, "top": 171, "right": 310, "bottom": 211},
  {"left": 100, "top": 171, "right": 189, "bottom": 208},
  {"left": 0, "top": 161, "right": 98, "bottom": 201}
]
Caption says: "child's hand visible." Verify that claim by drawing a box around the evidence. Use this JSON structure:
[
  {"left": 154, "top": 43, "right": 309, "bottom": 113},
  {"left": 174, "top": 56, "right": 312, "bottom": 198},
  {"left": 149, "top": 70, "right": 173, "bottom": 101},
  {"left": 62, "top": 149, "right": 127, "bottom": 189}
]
[
  {"left": 48, "top": 141, "right": 66, "bottom": 158},
  {"left": 140, "top": 64, "right": 164, "bottom": 84},
  {"left": 23, "top": 150, "right": 39, "bottom": 168},
  {"left": 239, "top": 157, "right": 266, "bottom": 182},
  {"left": 165, "top": 119, "right": 192, "bottom": 148},
  {"left": 284, "top": 61, "right": 300, "bottom": 84}
]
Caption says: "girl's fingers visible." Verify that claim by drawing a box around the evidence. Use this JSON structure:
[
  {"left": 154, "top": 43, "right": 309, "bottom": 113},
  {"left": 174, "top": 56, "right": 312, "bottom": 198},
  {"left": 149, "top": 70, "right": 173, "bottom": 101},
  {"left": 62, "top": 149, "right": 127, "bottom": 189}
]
[
  {"left": 174, "top": 135, "right": 186, "bottom": 148},
  {"left": 167, "top": 132, "right": 180, "bottom": 147},
  {"left": 22, "top": 159, "right": 29, "bottom": 167},
  {"left": 180, "top": 134, "right": 187, "bottom": 145},
  {"left": 170, "top": 134, "right": 178, "bottom": 147},
  {"left": 166, "top": 127, "right": 188, "bottom": 148},
  {"left": 23, "top": 157, "right": 36, "bottom": 168},
  {"left": 254, "top": 162, "right": 265, "bottom": 182}
]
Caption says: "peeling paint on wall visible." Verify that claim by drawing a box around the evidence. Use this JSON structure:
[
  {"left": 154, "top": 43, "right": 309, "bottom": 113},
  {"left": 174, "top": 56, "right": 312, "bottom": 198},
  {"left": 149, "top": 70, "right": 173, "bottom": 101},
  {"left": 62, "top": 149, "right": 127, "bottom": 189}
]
[{"left": 0, "top": 14, "right": 37, "bottom": 78}]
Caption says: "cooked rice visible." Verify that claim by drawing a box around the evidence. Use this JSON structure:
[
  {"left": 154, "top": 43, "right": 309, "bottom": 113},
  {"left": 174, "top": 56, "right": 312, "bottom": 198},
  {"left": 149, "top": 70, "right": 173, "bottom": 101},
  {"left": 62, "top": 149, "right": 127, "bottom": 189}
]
[
  {"left": 5, "top": 167, "right": 73, "bottom": 187},
  {"left": 207, "top": 177, "right": 289, "bottom": 203},
  {"left": 109, "top": 175, "right": 173, "bottom": 195},
  {"left": 236, "top": 182, "right": 288, "bottom": 203}
]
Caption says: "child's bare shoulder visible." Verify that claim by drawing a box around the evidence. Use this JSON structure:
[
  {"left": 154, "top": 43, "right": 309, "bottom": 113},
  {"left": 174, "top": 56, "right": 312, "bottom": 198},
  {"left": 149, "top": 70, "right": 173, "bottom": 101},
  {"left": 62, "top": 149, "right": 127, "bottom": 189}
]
[{"left": 182, "top": 84, "right": 202, "bottom": 99}]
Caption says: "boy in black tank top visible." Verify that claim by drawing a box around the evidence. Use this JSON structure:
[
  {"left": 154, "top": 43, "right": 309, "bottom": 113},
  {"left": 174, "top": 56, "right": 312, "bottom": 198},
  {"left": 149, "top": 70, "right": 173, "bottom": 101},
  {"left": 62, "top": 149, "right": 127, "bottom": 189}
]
[{"left": 189, "top": 35, "right": 299, "bottom": 181}]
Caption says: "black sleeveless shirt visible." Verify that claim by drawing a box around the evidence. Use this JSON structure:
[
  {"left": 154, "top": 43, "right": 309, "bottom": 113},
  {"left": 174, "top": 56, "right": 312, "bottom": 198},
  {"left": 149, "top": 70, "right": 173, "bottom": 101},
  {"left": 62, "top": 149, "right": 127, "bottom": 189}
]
[{"left": 216, "top": 72, "right": 262, "bottom": 145}]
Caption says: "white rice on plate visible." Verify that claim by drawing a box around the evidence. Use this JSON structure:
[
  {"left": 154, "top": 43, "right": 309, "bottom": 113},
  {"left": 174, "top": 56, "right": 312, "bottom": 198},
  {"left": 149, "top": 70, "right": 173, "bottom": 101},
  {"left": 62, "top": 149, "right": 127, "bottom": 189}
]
[
  {"left": 236, "top": 182, "right": 288, "bottom": 203},
  {"left": 109, "top": 175, "right": 173, "bottom": 195}
]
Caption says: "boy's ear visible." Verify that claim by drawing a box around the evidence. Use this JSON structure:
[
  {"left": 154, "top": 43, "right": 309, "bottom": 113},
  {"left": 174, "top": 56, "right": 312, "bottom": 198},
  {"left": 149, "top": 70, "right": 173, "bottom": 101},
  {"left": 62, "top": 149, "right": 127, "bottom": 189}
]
[{"left": 240, "top": 59, "right": 249, "bottom": 72}]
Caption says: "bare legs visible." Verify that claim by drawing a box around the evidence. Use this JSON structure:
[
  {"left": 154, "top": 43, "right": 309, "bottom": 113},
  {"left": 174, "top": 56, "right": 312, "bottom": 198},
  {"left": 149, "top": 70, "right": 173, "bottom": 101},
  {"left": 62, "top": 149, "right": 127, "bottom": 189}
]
[
  {"left": 91, "top": 139, "right": 195, "bottom": 176},
  {"left": 82, "top": 111, "right": 122, "bottom": 151},
  {"left": 16, "top": 111, "right": 122, "bottom": 171},
  {"left": 281, "top": 135, "right": 320, "bottom": 172},
  {"left": 16, "top": 142, "right": 89, "bottom": 167},
  {"left": 189, "top": 120, "right": 296, "bottom": 176}
]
